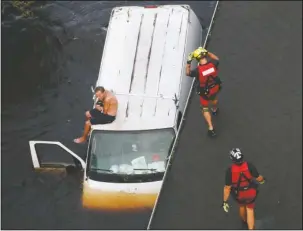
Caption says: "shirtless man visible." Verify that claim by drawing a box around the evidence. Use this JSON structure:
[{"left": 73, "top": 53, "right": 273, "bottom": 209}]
[{"left": 74, "top": 86, "right": 118, "bottom": 144}]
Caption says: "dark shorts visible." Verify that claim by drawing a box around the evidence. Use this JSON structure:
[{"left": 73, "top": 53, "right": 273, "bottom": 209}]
[{"left": 89, "top": 109, "right": 116, "bottom": 125}]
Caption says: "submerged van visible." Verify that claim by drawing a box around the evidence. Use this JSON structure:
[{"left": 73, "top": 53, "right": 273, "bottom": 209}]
[{"left": 29, "top": 4, "right": 203, "bottom": 211}]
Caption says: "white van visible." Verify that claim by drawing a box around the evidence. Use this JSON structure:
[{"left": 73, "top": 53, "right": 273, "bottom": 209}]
[{"left": 29, "top": 4, "right": 203, "bottom": 211}]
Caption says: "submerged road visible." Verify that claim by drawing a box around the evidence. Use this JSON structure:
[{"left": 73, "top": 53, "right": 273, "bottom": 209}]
[{"left": 148, "top": 1, "right": 302, "bottom": 230}]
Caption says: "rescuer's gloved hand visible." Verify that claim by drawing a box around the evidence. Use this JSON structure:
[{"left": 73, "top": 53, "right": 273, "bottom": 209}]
[
  {"left": 187, "top": 52, "right": 194, "bottom": 64},
  {"left": 259, "top": 177, "right": 266, "bottom": 184},
  {"left": 222, "top": 201, "right": 230, "bottom": 213},
  {"left": 197, "top": 47, "right": 208, "bottom": 54}
]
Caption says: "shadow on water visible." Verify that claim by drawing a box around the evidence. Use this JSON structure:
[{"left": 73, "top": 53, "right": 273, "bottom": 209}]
[
  {"left": 1, "top": 1, "right": 217, "bottom": 229},
  {"left": 1, "top": 2, "right": 70, "bottom": 108}
]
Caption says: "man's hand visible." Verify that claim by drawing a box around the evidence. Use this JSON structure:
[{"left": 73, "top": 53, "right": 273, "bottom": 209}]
[
  {"left": 85, "top": 111, "right": 92, "bottom": 118},
  {"left": 222, "top": 201, "right": 230, "bottom": 213},
  {"left": 95, "top": 105, "right": 103, "bottom": 112}
]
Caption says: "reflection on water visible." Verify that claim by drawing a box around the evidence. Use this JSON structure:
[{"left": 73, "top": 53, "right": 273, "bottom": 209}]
[
  {"left": 1, "top": 1, "right": 216, "bottom": 229},
  {"left": 2, "top": 2, "right": 63, "bottom": 106}
]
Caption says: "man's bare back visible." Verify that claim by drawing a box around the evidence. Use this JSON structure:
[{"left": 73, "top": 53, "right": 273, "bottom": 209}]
[{"left": 102, "top": 90, "right": 118, "bottom": 116}]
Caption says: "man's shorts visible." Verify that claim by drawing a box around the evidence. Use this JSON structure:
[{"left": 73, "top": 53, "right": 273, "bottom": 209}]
[
  {"left": 89, "top": 109, "right": 116, "bottom": 125},
  {"left": 199, "top": 84, "right": 220, "bottom": 107},
  {"left": 239, "top": 202, "right": 255, "bottom": 209},
  {"left": 236, "top": 188, "right": 257, "bottom": 209}
]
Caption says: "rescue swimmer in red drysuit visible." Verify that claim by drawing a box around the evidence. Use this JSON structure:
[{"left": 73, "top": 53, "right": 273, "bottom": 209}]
[
  {"left": 223, "top": 148, "right": 266, "bottom": 230},
  {"left": 186, "top": 47, "right": 222, "bottom": 137}
]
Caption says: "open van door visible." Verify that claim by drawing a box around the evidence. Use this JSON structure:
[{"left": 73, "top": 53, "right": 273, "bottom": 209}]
[{"left": 29, "top": 141, "right": 86, "bottom": 172}]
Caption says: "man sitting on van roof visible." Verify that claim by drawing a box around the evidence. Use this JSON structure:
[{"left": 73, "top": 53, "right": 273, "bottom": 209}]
[{"left": 74, "top": 86, "right": 118, "bottom": 144}]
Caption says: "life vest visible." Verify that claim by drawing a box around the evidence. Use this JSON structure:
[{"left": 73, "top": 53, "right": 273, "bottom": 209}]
[
  {"left": 196, "top": 62, "right": 221, "bottom": 99},
  {"left": 231, "top": 162, "right": 258, "bottom": 204},
  {"left": 197, "top": 62, "right": 219, "bottom": 87}
]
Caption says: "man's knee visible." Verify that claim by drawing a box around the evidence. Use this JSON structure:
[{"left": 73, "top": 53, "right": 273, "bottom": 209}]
[
  {"left": 85, "top": 111, "right": 91, "bottom": 118},
  {"left": 85, "top": 120, "right": 91, "bottom": 126}
]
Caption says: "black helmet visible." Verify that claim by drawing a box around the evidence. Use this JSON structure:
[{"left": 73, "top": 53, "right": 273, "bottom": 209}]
[{"left": 229, "top": 148, "right": 244, "bottom": 163}]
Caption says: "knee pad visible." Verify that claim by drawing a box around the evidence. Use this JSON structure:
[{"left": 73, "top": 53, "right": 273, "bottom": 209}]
[{"left": 202, "top": 107, "right": 209, "bottom": 112}]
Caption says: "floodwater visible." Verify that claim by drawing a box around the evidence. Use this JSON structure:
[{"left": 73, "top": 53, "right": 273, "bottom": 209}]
[{"left": 1, "top": 1, "right": 217, "bottom": 229}]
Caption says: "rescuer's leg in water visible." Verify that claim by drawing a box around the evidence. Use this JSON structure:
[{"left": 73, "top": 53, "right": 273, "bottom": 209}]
[
  {"left": 199, "top": 93, "right": 217, "bottom": 136},
  {"left": 202, "top": 108, "right": 213, "bottom": 130},
  {"left": 239, "top": 204, "right": 251, "bottom": 229},
  {"left": 202, "top": 86, "right": 220, "bottom": 135},
  {"left": 246, "top": 206, "right": 255, "bottom": 230},
  {"left": 239, "top": 205, "right": 247, "bottom": 223},
  {"left": 208, "top": 85, "right": 220, "bottom": 116},
  {"left": 210, "top": 98, "right": 219, "bottom": 116},
  {"left": 201, "top": 106, "right": 216, "bottom": 137}
]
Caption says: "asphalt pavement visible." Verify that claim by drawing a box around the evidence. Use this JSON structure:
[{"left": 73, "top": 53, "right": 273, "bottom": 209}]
[{"left": 148, "top": 1, "right": 302, "bottom": 230}]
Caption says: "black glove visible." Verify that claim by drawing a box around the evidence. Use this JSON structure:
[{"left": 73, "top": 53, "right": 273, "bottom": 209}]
[{"left": 96, "top": 100, "right": 104, "bottom": 107}]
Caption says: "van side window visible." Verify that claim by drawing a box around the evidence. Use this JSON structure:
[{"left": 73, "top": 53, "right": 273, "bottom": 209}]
[{"left": 177, "top": 111, "right": 182, "bottom": 129}]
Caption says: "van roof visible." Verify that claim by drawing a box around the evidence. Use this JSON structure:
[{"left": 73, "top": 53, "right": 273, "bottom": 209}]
[{"left": 92, "top": 5, "right": 191, "bottom": 131}]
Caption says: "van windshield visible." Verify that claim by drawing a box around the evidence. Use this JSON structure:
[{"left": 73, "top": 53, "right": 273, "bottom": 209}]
[{"left": 86, "top": 128, "right": 175, "bottom": 183}]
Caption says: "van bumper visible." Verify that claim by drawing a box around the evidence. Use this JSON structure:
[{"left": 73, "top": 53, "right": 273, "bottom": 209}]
[{"left": 82, "top": 181, "right": 160, "bottom": 211}]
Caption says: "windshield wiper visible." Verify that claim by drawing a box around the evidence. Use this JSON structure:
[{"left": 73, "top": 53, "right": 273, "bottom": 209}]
[
  {"left": 89, "top": 168, "right": 113, "bottom": 173},
  {"left": 133, "top": 168, "right": 157, "bottom": 172}
]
